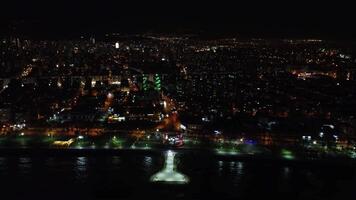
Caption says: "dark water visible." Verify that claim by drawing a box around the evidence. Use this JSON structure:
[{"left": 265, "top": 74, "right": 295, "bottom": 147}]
[{"left": 0, "top": 151, "right": 356, "bottom": 200}]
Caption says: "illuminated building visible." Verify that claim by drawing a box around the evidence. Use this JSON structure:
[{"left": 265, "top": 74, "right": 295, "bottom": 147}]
[
  {"left": 142, "top": 75, "right": 148, "bottom": 91},
  {"left": 162, "top": 133, "right": 183, "bottom": 147},
  {"left": 52, "top": 139, "right": 75, "bottom": 147},
  {"left": 154, "top": 74, "right": 161, "bottom": 91}
]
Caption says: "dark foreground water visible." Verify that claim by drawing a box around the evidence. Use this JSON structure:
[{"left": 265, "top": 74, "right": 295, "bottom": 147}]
[{"left": 0, "top": 151, "right": 355, "bottom": 200}]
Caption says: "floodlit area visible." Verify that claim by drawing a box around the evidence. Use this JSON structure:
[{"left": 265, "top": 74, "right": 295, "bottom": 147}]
[
  {"left": 281, "top": 149, "right": 295, "bottom": 160},
  {"left": 150, "top": 150, "right": 189, "bottom": 184},
  {"left": 216, "top": 148, "right": 239, "bottom": 155}
]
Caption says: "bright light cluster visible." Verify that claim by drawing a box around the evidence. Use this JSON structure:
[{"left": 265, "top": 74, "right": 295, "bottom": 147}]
[{"left": 150, "top": 150, "right": 189, "bottom": 184}]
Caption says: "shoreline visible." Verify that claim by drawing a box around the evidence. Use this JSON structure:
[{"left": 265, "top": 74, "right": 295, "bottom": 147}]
[{"left": 0, "top": 147, "right": 354, "bottom": 167}]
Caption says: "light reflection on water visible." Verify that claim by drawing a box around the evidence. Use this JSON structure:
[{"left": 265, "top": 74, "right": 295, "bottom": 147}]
[
  {"left": 142, "top": 156, "right": 154, "bottom": 175},
  {"left": 217, "top": 160, "right": 244, "bottom": 186},
  {"left": 143, "top": 156, "right": 153, "bottom": 168},
  {"left": 230, "top": 161, "right": 244, "bottom": 186},
  {"left": 221, "top": 161, "right": 244, "bottom": 175},
  {"left": 75, "top": 157, "right": 88, "bottom": 180},
  {"left": 112, "top": 156, "right": 121, "bottom": 165},
  {"left": 283, "top": 166, "right": 291, "bottom": 178},
  {"left": 0, "top": 154, "right": 353, "bottom": 199},
  {"left": 237, "top": 162, "right": 244, "bottom": 175},
  {"left": 18, "top": 157, "right": 32, "bottom": 174},
  {"left": 218, "top": 160, "right": 224, "bottom": 175}
]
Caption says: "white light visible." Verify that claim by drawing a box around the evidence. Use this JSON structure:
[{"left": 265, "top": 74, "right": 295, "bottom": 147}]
[
  {"left": 91, "top": 80, "right": 96, "bottom": 87},
  {"left": 107, "top": 93, "right": 113, "bottom": 99},
  {"left": 150, "top": 151, "right": 189, "bottom": 184},
  {"left": 78, "top": 135, "right": 84, "bottom": 139},
  {"left": 118, "top": 116, "right": 125, "bottom": 122},
  {"left": 167, "top": 150, "right": 173, "bottom": 157},
  {"left": 202, "top": 117, "right": 208, "bottom": 122},
  {"left": 115, "top": 42, "right": 120, "bottom": 49},
  {"left": 111, "top": 81, "right": 121, "bottom": 85},
  {"left": 324, "top": 124, "right": 335, "bottom": 129}
]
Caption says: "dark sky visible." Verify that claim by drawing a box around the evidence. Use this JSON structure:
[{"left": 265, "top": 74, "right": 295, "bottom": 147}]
[{"left": 1, "top": 1, "right": 355, "bottom": 39}]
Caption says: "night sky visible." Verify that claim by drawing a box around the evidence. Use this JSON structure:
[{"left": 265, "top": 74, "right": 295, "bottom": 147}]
[{"left": 1, "top": 1, "right": 355, "bottom": 39}]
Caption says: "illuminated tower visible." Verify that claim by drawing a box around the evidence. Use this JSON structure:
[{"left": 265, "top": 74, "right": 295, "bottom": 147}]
[
  {"left": 154, "top": 74, "right": 161, "bottom": 91},
  {"left": 142, "top": 75, "right": 148, "bottom": 92}
]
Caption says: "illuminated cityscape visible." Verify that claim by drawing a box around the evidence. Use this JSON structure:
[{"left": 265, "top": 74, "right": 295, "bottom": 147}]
[{"left": 1, "top": 1, "right": 356, "bottom": 199}]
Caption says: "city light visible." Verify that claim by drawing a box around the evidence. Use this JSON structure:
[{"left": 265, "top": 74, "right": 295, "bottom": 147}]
[
  {"left": 281, "top": 149, "right": 295, "bottom": 160},
  {"left": 150, "top": 150, "right": 189, "bottom": 184},
  {"left": 53, "top": 139, "right": 75, "bottom": 147},
  {"left": 216, "top": 148, "right": 239, "bottom": 155},
  {"left": 107, "top": 92, "right": 114, "bottom": 99},
  {"left": 2, "top": 6, "right": 356, "bottom": 200}
]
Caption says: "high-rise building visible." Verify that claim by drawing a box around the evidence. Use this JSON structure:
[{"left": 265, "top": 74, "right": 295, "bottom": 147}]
[
  {"left": 154, "top": 74, "right": 161, "bottom": 91},
  {"left": 142, "top": 75, "right": 148, "bottom": 91}
]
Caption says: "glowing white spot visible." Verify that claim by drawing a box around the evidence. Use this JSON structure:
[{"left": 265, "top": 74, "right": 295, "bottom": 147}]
[{"left": 150, "top": 150, "right": 189, "bottom": 184}]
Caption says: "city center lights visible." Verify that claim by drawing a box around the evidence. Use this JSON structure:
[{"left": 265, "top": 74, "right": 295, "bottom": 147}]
[
  {"left": 150, "top": 150, "right": 189, "bottom": 184},
  {"left": 2, "top": 3, "right": 356, "bottom": 199}
]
